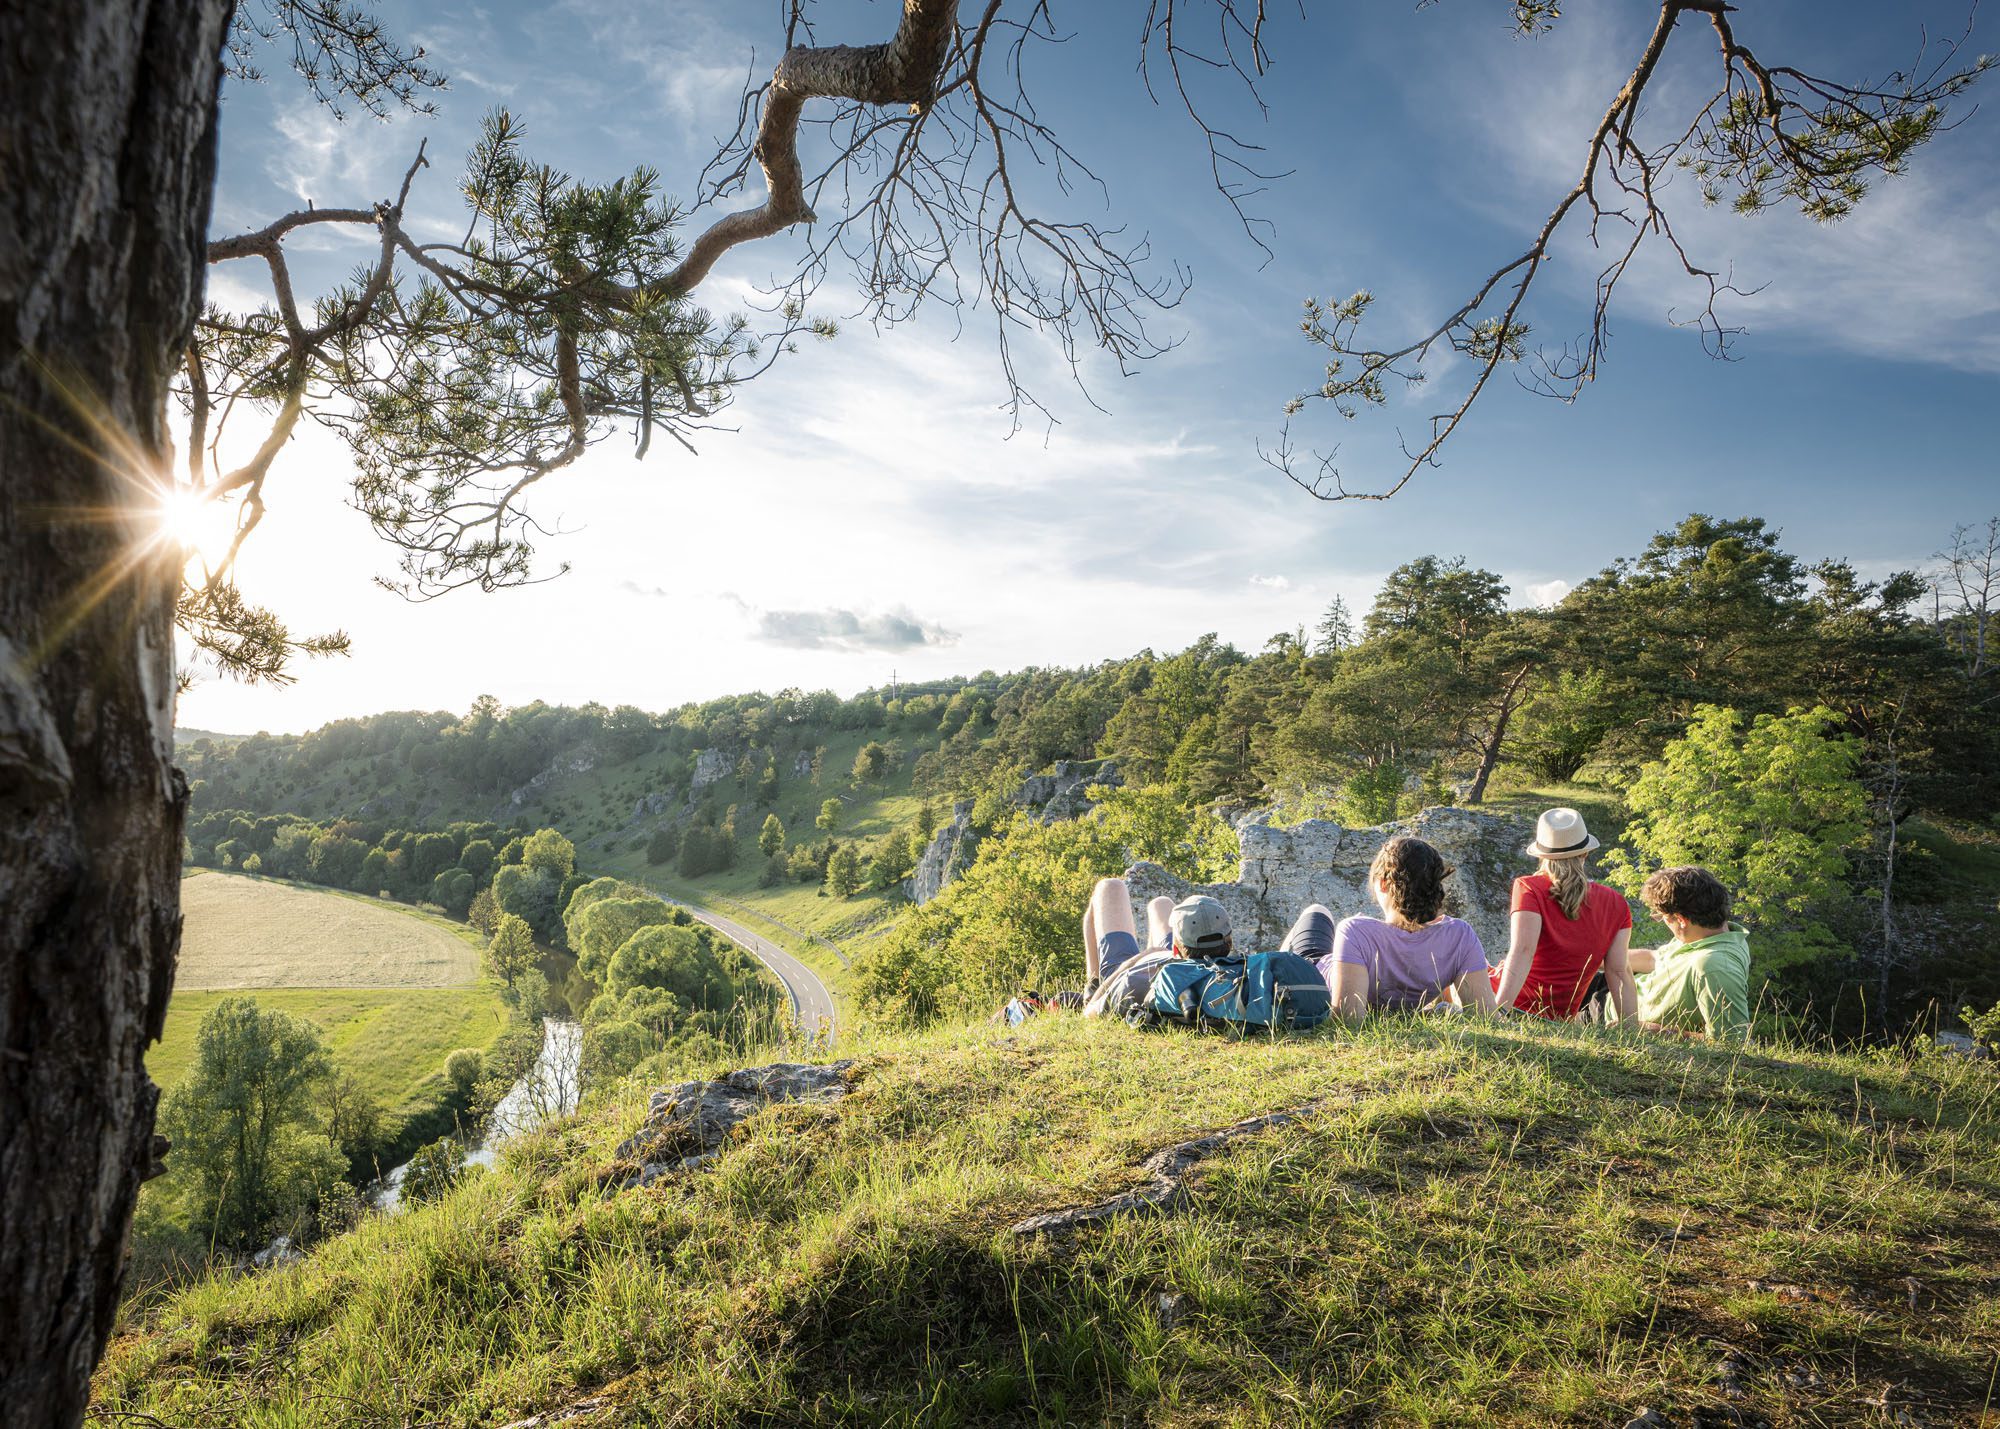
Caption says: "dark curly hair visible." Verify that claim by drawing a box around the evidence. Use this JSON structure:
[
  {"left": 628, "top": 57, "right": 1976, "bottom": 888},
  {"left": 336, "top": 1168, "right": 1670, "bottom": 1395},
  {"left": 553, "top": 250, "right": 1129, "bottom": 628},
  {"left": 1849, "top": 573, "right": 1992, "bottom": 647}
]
[
  {"left": 1368, "top": 835, "right": 1451, "bottom": 925},
  {"left": 1640, "top": 866, "right": 1731, "bottom": 929}
]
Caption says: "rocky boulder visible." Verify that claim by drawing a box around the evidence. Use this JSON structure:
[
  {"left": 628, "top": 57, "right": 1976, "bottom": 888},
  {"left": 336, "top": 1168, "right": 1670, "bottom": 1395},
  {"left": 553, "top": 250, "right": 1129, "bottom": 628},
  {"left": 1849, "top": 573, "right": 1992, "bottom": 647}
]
[
  {"left": 617, "top": 1060, "right": 856, "bottom": 1187},
  {"left": 1124, "top": 805, "right": 1536, "bottom": 957}
]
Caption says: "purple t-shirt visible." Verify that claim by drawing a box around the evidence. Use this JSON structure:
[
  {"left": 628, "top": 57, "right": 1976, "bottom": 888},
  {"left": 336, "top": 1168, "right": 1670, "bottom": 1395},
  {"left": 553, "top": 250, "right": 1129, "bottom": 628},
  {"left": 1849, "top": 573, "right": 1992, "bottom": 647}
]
[{"left": 1314, "top": 915, "right": 1489, "bottom": 1010}]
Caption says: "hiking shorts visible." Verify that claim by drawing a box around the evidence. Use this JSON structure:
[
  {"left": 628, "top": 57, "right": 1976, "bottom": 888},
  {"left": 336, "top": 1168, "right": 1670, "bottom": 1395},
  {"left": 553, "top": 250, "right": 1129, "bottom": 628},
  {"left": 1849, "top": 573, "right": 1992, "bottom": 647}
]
[{"left": 1097, "top": 929, "right": 1143, "bottom": 977}]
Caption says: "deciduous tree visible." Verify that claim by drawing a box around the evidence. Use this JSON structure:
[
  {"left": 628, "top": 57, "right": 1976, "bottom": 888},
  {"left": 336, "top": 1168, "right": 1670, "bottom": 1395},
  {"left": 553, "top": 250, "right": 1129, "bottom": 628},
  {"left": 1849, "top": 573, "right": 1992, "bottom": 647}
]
[
  {"left": 485, "top": 913, "right": 539, "bottom": 991},
  {"left": 155, "top": 997, "right": 343, "bottom": 1249}
]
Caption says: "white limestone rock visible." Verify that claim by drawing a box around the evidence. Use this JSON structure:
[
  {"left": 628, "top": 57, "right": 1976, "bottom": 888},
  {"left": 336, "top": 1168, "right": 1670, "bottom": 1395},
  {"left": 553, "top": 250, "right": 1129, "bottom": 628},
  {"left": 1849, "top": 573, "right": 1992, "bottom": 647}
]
[{"left": 1123, "top": 805, "right": 1536, "bottom": 959}]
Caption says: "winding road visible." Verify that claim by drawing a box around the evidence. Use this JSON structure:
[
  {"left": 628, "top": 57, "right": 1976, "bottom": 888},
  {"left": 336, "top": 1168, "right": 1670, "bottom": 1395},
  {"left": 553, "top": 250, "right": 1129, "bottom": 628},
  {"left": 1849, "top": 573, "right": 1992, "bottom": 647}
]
[{"left": 666, "top": 898, "right": 838, "bottom": 1042}]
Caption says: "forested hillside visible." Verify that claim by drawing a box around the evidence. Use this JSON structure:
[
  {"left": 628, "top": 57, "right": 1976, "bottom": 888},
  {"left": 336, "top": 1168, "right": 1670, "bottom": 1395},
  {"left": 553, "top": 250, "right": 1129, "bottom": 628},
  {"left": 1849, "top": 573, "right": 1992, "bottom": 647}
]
[{"left": 179, "top": 513, "right": 2000, "bottom": 1034}]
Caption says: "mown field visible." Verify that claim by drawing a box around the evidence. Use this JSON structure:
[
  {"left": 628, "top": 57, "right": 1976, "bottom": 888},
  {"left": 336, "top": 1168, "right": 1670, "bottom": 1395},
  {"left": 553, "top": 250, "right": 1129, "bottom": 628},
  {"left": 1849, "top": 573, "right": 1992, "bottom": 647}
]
[
  {"left": 157, "top": 873, "right": 508, "bottom": 1122},
  {"left": 177, "top": 869, "right": 482, "bottom": 988}
]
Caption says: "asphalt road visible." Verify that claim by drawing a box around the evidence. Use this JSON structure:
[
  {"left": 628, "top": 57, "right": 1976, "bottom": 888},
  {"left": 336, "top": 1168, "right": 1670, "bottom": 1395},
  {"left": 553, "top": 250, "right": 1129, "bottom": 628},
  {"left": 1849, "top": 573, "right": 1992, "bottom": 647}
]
[{"left": 669, "top": 898, "right": 838, "bottom": 1043}]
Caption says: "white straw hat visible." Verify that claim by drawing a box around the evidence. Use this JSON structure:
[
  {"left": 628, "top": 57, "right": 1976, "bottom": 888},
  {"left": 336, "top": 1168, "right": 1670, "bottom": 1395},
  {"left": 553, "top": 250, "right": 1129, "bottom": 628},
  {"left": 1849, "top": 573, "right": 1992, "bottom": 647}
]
[{"left": 1524, "top": 807, "right": 1599, "bottom": 859}]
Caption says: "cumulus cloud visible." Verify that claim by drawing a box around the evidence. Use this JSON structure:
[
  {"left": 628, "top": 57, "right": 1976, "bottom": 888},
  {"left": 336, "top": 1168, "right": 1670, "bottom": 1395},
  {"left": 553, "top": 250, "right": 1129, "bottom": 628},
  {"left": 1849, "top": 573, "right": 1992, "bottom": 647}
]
[
  {"left": 754, "top": 606, "right": 960, "bottom": 653},
  {"left": 1247, "top": 573, "right": 1293, "bottom": 591},
  {"left": 1521, "top": 579, "right": 1571, "bottom": 609}
]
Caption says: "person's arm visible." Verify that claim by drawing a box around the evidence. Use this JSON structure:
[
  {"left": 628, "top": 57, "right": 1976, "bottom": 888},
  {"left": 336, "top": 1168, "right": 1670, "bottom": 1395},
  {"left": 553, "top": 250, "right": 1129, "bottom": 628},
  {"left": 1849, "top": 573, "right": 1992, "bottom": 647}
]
[
  {"left": 1491, "top": 910, "right": 1542, "bottom": 1012},
  {"left": 1602, "top": 928, "right": 1638, "bottom": 1028},
  {"left": 1626, "top": 946, "right": 1657, "bottom": 975},
  {"left": 1456, "top": 967, "right": 1499, "bottom": 1015},
  {"left": 1326, "top": 919, "right": 1371, "bottom": 1025},
  {"left": 1334, "top": 963, "right": 1369, "bottom": 1026}
]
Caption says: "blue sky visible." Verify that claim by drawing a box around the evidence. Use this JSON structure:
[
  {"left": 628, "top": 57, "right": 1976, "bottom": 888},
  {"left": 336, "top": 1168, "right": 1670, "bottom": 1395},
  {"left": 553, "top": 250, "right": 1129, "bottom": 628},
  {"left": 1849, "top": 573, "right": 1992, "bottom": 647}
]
[{"left": 179, "top": 0, "right": 1999, "bottom": 733}]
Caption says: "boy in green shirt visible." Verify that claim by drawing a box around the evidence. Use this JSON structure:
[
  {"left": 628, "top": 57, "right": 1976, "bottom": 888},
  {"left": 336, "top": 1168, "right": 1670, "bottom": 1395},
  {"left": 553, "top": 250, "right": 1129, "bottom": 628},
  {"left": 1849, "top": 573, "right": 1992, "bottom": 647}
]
[{"left": 1627, "top": 866, "right": 1751, "bottom": 1043}]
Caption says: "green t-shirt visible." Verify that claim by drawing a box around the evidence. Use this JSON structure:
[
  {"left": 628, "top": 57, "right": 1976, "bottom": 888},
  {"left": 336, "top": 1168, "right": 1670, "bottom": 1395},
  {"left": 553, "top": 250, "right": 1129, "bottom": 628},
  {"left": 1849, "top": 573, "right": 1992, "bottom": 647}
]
[{"left": 1635, "top": 925, "right": 1751, "bottom": 1042}]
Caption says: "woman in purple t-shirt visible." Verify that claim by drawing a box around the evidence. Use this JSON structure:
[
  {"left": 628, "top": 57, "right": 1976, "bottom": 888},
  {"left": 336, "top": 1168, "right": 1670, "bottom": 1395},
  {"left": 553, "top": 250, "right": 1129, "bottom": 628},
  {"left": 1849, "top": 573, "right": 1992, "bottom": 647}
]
[{"left": 1280, "top": 836, "right": 1497, "bottom": 1023}]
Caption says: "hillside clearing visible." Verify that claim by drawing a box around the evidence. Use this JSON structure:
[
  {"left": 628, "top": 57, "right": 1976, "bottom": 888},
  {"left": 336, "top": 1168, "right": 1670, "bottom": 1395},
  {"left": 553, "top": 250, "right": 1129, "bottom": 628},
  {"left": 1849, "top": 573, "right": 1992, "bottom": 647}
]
[
  {"left": 98, "top": 1016, "right": 2000, "bottom": 1427},
  {"left": 177, "top": 871, "right": 481, "bottom": 989}
]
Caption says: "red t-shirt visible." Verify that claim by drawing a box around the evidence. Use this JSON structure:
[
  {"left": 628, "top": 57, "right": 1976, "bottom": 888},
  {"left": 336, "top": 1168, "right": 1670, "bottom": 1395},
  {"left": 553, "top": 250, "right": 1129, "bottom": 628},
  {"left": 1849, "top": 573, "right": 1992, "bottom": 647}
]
[{"left": 1503, "top": 874, "right": 1633, "bottom": 1018}]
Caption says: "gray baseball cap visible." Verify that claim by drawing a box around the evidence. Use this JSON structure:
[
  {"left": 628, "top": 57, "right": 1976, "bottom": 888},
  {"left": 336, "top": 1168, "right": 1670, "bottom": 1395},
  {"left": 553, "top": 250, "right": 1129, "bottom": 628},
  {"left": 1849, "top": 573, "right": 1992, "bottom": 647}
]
[{"left": 1169, "top": 895, "right": 1232, "bottom": 954}]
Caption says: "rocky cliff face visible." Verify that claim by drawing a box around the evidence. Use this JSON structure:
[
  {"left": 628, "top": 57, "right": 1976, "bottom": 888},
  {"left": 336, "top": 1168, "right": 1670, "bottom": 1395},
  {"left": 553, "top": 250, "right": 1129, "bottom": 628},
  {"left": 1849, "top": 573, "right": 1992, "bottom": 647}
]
[
  {"left": 1014, "top": 759, "right": 1121, "bottom": 824},
  {"left": 1124, "top": 805, "right": 1537, "bottom": 958},
  {"left": 502, "top": 747, "right": 598, "bottom": 810},
  {"left": 690, "top": 747, "right": 734, "bottom": 791},
  {"left": 904, "top": 800, "right": 977, "bottom": 905}
]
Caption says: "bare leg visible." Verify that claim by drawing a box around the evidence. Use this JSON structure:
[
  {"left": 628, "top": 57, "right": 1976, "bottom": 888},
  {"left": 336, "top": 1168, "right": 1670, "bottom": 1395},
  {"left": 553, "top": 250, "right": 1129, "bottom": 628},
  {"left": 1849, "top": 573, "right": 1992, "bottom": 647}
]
[
  {"left": 1144, "top": 896, "right": 1175, "bottom": 953},
  {"left": 1084, "top": 877, "right": 1139, "bottom": 984}
]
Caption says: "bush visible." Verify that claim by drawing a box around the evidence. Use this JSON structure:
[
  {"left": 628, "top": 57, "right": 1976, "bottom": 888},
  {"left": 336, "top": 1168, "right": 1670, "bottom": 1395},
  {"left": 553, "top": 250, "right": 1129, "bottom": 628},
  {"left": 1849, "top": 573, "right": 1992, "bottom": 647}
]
[
  {"left": 1964, "top": 999, "right": 2000, "bottom": 1055},
  {"left": 444, "top": 1049, "right": 484, "bottom": 1097},
  {"left": 853, "top": 814, "right": 1125, "bottom": 1026},
  {"left": 1602, "top": 703, "right": 1864, "bottom": 970}
]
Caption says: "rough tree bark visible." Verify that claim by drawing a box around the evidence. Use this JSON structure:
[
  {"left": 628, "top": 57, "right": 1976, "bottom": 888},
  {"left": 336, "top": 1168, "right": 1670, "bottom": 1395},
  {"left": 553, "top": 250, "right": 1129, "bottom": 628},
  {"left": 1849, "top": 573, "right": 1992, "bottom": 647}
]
[
  {"left": 0, "top": 3, "right": 231, "bottom": 1423},
  {"left": 1464, "top": 665, "right": 1534, "bottom": 806}
]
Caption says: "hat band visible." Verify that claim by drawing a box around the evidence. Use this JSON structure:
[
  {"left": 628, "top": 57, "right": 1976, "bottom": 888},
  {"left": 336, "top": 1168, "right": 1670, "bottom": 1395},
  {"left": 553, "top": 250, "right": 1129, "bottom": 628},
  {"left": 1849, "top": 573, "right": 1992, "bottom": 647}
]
[{"left": 1538, "top": 833, "right": 1592, "bottom": 853}]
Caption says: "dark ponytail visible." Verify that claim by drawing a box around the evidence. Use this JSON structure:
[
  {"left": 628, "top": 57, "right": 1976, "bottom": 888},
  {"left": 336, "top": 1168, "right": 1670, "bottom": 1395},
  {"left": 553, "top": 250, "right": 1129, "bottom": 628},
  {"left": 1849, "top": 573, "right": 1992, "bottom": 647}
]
[{"left": 1368, "top": 836, "right": 1450, "bottom": 925}]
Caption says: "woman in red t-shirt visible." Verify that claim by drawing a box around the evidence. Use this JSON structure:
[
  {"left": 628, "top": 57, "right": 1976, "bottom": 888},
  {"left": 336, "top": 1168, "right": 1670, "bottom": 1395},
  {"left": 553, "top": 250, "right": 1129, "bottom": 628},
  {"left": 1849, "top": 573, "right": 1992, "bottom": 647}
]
[{"left": 1491, "top": 808, "right": 1637, "bottom": 1023}]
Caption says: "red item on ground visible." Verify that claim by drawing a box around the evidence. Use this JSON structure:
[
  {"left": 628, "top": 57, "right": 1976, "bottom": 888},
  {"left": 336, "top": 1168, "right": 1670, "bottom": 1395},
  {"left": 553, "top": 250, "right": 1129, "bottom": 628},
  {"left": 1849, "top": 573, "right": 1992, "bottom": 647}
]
[{"left": 1499, "top": 874, "right": 1633, "bottom": 1019}]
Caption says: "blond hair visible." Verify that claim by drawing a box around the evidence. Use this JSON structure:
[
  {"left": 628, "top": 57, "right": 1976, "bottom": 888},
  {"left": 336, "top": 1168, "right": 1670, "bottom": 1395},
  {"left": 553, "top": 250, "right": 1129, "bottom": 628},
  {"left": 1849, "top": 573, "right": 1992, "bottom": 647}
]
[{"left": 1540, "top": 855, "right": 1590, "bottom": 920}]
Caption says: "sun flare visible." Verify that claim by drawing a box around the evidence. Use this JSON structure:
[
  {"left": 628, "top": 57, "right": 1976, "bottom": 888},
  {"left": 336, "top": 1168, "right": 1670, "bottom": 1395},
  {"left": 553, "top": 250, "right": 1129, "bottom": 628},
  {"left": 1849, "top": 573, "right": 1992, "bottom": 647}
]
[{"left": 156, "top": 485, "right": 235, "bottom": 567}]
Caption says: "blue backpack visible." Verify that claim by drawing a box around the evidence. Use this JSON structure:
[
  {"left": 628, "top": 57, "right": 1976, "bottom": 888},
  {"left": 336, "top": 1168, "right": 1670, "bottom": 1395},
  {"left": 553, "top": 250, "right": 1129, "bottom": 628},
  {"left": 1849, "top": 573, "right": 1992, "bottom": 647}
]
[{"left": 1146, "top": 951, "right": 1333, "bottom": 1032}]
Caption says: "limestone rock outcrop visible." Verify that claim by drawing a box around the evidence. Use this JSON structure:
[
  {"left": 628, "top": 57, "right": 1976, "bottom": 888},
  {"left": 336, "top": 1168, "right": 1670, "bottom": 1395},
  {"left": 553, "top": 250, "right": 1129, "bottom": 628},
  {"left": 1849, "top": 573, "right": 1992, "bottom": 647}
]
[
  {"left": 689, "top": 747, "right": 733, "bottom": 791},
  {"left": 1124, "top": 805, "right": 1536, "bottom": 957},
  {"left": 617, "top": 1060, "right": 856, "bottom": 1186},
  {"left": 905, "top": 800, "right": 976, "bottom": 905},
  {"left": 1015, "top": 758, "right": 1121, "bottom": 823}
]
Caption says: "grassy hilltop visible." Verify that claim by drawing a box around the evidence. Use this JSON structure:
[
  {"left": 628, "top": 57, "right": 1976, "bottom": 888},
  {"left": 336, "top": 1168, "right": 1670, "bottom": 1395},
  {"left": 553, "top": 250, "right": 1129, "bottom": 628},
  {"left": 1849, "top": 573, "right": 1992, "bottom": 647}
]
[{"left": 98, "top": 1015, "right": 2000, "bottom": 1427}]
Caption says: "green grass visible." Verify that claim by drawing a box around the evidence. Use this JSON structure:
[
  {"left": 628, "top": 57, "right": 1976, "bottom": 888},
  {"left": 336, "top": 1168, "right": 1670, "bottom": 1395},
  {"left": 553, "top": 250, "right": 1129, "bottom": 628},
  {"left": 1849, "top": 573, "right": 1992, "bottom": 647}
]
[
  {"left": 97, "top": 1014, "right": 2000, "bottom": 1426},
  {"left": 149, "top": 986, "right": 509, "bottom": 1121}
]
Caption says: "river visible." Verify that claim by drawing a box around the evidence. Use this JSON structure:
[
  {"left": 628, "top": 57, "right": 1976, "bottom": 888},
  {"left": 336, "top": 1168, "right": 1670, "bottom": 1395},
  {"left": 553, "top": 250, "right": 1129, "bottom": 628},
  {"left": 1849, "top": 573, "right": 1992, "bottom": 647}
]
[{"left": 373, "top": 1017, "right": 582, "bottom": 1210}]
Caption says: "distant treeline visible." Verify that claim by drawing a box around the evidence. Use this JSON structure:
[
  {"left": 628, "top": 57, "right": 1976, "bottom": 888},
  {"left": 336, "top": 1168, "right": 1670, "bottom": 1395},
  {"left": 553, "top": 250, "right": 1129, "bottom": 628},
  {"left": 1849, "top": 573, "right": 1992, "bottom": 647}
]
[
  {"left": 184, "top": 807, "right": 564, "bottom": 925},
  {"left": 181, "top": 513, "right": 1998, "bottom": 833}
]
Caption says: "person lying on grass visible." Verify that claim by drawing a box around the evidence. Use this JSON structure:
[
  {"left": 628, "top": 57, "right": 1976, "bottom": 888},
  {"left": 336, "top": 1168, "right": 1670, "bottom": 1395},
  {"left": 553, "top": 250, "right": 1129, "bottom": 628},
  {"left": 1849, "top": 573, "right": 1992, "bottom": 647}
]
[
  {"left": 1081, "top": 880, "right": 1232, "bottom": 1018},
  {"left": 1286, "top": 835, "right": 1497, "bottom": 1024},
  {"left": 1627, "top": 865, "right": 1752, "bottom": 1043},
  {"left": 1491, "top": 807, "right": 1639, "bottom": 1025}
]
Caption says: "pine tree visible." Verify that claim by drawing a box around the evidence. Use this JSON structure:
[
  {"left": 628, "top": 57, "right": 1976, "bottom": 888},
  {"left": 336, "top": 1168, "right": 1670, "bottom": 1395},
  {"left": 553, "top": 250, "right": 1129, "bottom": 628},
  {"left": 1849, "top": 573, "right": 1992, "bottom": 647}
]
[
  {"left": 1316, "top": 595, "right": 1355, "bottom": 654},
  {"left": 826, "top": 843, "right": 862, "bottom": 897}
]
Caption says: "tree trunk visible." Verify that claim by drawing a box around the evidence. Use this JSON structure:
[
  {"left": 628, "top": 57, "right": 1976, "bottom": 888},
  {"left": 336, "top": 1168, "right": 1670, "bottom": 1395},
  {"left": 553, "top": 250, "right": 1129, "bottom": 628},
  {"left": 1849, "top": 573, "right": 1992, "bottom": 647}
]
[
  {"left": 1464, "top": 667, "right": 1532, "bottom": 805},
  {"left": 0, "top": 4, "right": 230, "bottom": 1423}
]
